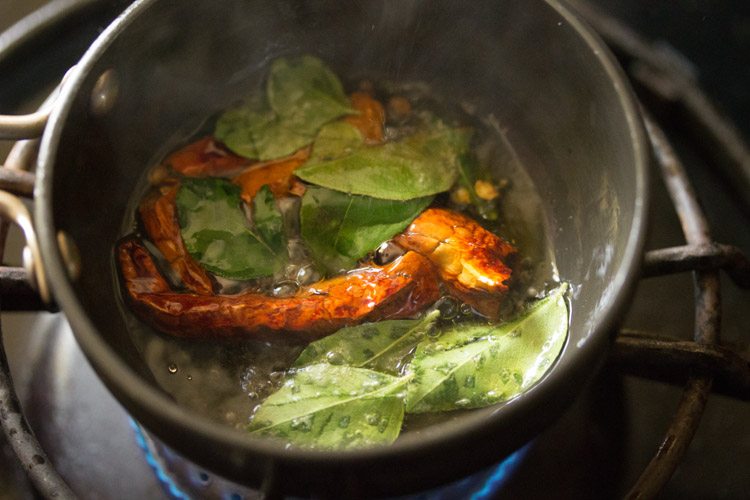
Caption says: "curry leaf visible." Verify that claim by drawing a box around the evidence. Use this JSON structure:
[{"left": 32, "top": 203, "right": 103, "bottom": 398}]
[
  {"left": 176, "top": 178, "right": 285, "bottom": 279},
  {"left": 267, "top": 55, "right": 356, "bottom": 134},
  {"left": 248, "top": 364, "right": 407, "bottom": 450},
  {"left": 252, "top": 185, "right": 284, "bottom": 253},
  {"left": 309, "top": 121, "right": 364, "bottom": 162},
  {"left": 214, "top": 92, "right": 316, "bottom": 161},
  {"left": 293, "top": 310, "right": 441, "bottom": 375},
  {"left": 215, "top": 56, "right": 355, "bottom": 161},
  {"left": 215, "top": 107, "right": 314, "bottom": 160},
  {"left": 300, "top": 186, "right": 432, "bottom": 273},
  {"left": 405, "top": 283, "right": 569, "bottom": 413},
  {"left": 295, "top": 126, "right": 471, "bottom": 200}
]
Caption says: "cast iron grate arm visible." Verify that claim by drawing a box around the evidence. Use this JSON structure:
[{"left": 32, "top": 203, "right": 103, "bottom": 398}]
[{"left": 568, "top": 2, "right": 750, "bottom": 497}]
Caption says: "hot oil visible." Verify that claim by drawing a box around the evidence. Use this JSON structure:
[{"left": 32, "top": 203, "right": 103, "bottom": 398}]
[
  {"left": 115, "top": 82, "right": 558, "bottom": 437},
  {"left": 123, "top": 311, "right": 303, "bottom": 428}
]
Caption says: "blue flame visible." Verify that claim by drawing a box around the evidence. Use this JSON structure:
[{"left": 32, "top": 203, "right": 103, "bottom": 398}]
[
  {"left": 130, "top": 419, "right": 190, "bottom": 500},
  {"left": 132, "top": 418, "right": 531, "bottom": 499},
  {"left": 470, "top": 442, "right": 531, "bottom": 499},
  {"left": 405, "top": 442, "right": 532, "bottom": 500}
]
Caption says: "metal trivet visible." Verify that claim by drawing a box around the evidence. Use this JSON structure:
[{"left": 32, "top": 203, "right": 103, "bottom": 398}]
[
  {"left": 569, "top": 2, "right": 750, "bottom": 498},
  {"left": 1, "top": 2, "right": 749, "bottom": 499}
]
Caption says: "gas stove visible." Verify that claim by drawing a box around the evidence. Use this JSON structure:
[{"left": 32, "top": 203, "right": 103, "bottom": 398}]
[{"left": 1, "top": 1, "right": 748, "bottom": 499}]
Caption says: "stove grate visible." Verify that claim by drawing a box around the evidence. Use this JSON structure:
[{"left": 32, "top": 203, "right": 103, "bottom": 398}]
[{"left": 571, "top": 2, "right": 750, "bottom": 497}]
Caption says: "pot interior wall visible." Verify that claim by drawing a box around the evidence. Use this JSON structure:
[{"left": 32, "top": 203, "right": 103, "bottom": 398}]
[{"left": 45, "top": 0, "right": 643, "bottom": 492}]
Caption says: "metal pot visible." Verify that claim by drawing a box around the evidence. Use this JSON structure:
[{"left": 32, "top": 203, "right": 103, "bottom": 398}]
[{"left": 1, "top": 0, "right": 648, "bottom": 496}]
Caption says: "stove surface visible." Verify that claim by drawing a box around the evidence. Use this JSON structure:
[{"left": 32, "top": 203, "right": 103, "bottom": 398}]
[{"left": 1, "top": 2, "right": 748, "bottom": 499}]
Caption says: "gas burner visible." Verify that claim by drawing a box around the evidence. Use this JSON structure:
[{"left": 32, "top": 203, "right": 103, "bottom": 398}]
[
  {"left": 132, "top": 421, "right": 529, "bottom": 499},
  {"left": 1, "top": 1, "right": 749, "bottom": 498}
]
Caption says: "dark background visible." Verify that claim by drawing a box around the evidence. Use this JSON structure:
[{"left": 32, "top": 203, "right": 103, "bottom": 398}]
[{"left": 595, "top": 0, "right": 750, "bottom": 135}]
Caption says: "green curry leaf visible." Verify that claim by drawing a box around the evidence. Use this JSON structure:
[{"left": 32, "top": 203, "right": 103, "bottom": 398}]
[
  {"left": 252, "top": 185, "right": 285, "bottom": 253},
  {"left": 295, "top": 126, "right": 471, "bottom": 200},
  {"left": 309, "top": 121, "right": 364, "bottom": 162},
  {"left": 293, "top": 310, "right": 441, "bottom": 375},
  {"left": 215, "top": 56, "right": 355, "bottom": 161},
  {"left": 218, "top": 116, "right": 313, "bottom": 162},
  {"left": 300, "top": 186, "right": 432, "bottom": 273},
  {"left": 267, "top": 55, "right": 356, "bottom": 133},
  {"left": 176, "top": 178, "right": 285, "bottom": 279},
  {"left": 248, "top": 364, "right": 407, "bottom": 450},
  {"left": 405, "top": 284, "right": 569, "bottom": 413}
]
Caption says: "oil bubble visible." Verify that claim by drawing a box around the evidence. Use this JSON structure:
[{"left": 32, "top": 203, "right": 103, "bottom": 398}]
[
  {"left": 296, "top": 264, "right": 322, "bottom": 285},
  {"left": 435, "top": 296, "right": 460, "bottom": 320},
  {"left": 290, "top": 415, "right": 314, "bottom": 432},
  {"left": 272, "top": 280, "right": 300, "bottom": 297},
  {"left": 374, "top": 241, "right": 405, "bottom": 265},
  {"left": 167, "top": 363, "right": 178, "bottom": 374},
  {"left": 362, "top": 378, "right": 382, "bottom": 389},
  {"left": 378, "top": 418, "right": 390, "bottom": 433},
  {"left": 326, "top": 351, "right": 345, "bottom": 365},
  {"left": 459, "top": 303, "right": 474, "bottom": 316}
]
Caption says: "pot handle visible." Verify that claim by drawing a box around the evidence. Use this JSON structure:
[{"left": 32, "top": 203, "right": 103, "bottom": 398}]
[
  {"left": 0, "top": 190, "right": 51, "bottom": 305},
  {"left": 0, "top": 83, "right": 67, "bottom": 309},
  {"left": 0, "top": 72, "right": 64, "bottom": 139},
  {"left": 0, "top": 110, "right": 50, "bottom": 140}
]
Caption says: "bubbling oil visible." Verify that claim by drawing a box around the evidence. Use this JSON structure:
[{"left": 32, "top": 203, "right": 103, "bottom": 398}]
[{"left": 115, "top": 81, "right": 558, "bottom": 436}]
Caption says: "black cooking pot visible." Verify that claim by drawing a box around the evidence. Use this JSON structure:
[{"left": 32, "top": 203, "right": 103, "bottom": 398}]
[{"left": 2, "top": 0, "right": 648, "bottom": 496}]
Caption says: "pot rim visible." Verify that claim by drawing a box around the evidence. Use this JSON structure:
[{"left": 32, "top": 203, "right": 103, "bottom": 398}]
[{"left": 34, "top": 0, "right": 649, "bottom": 482}]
